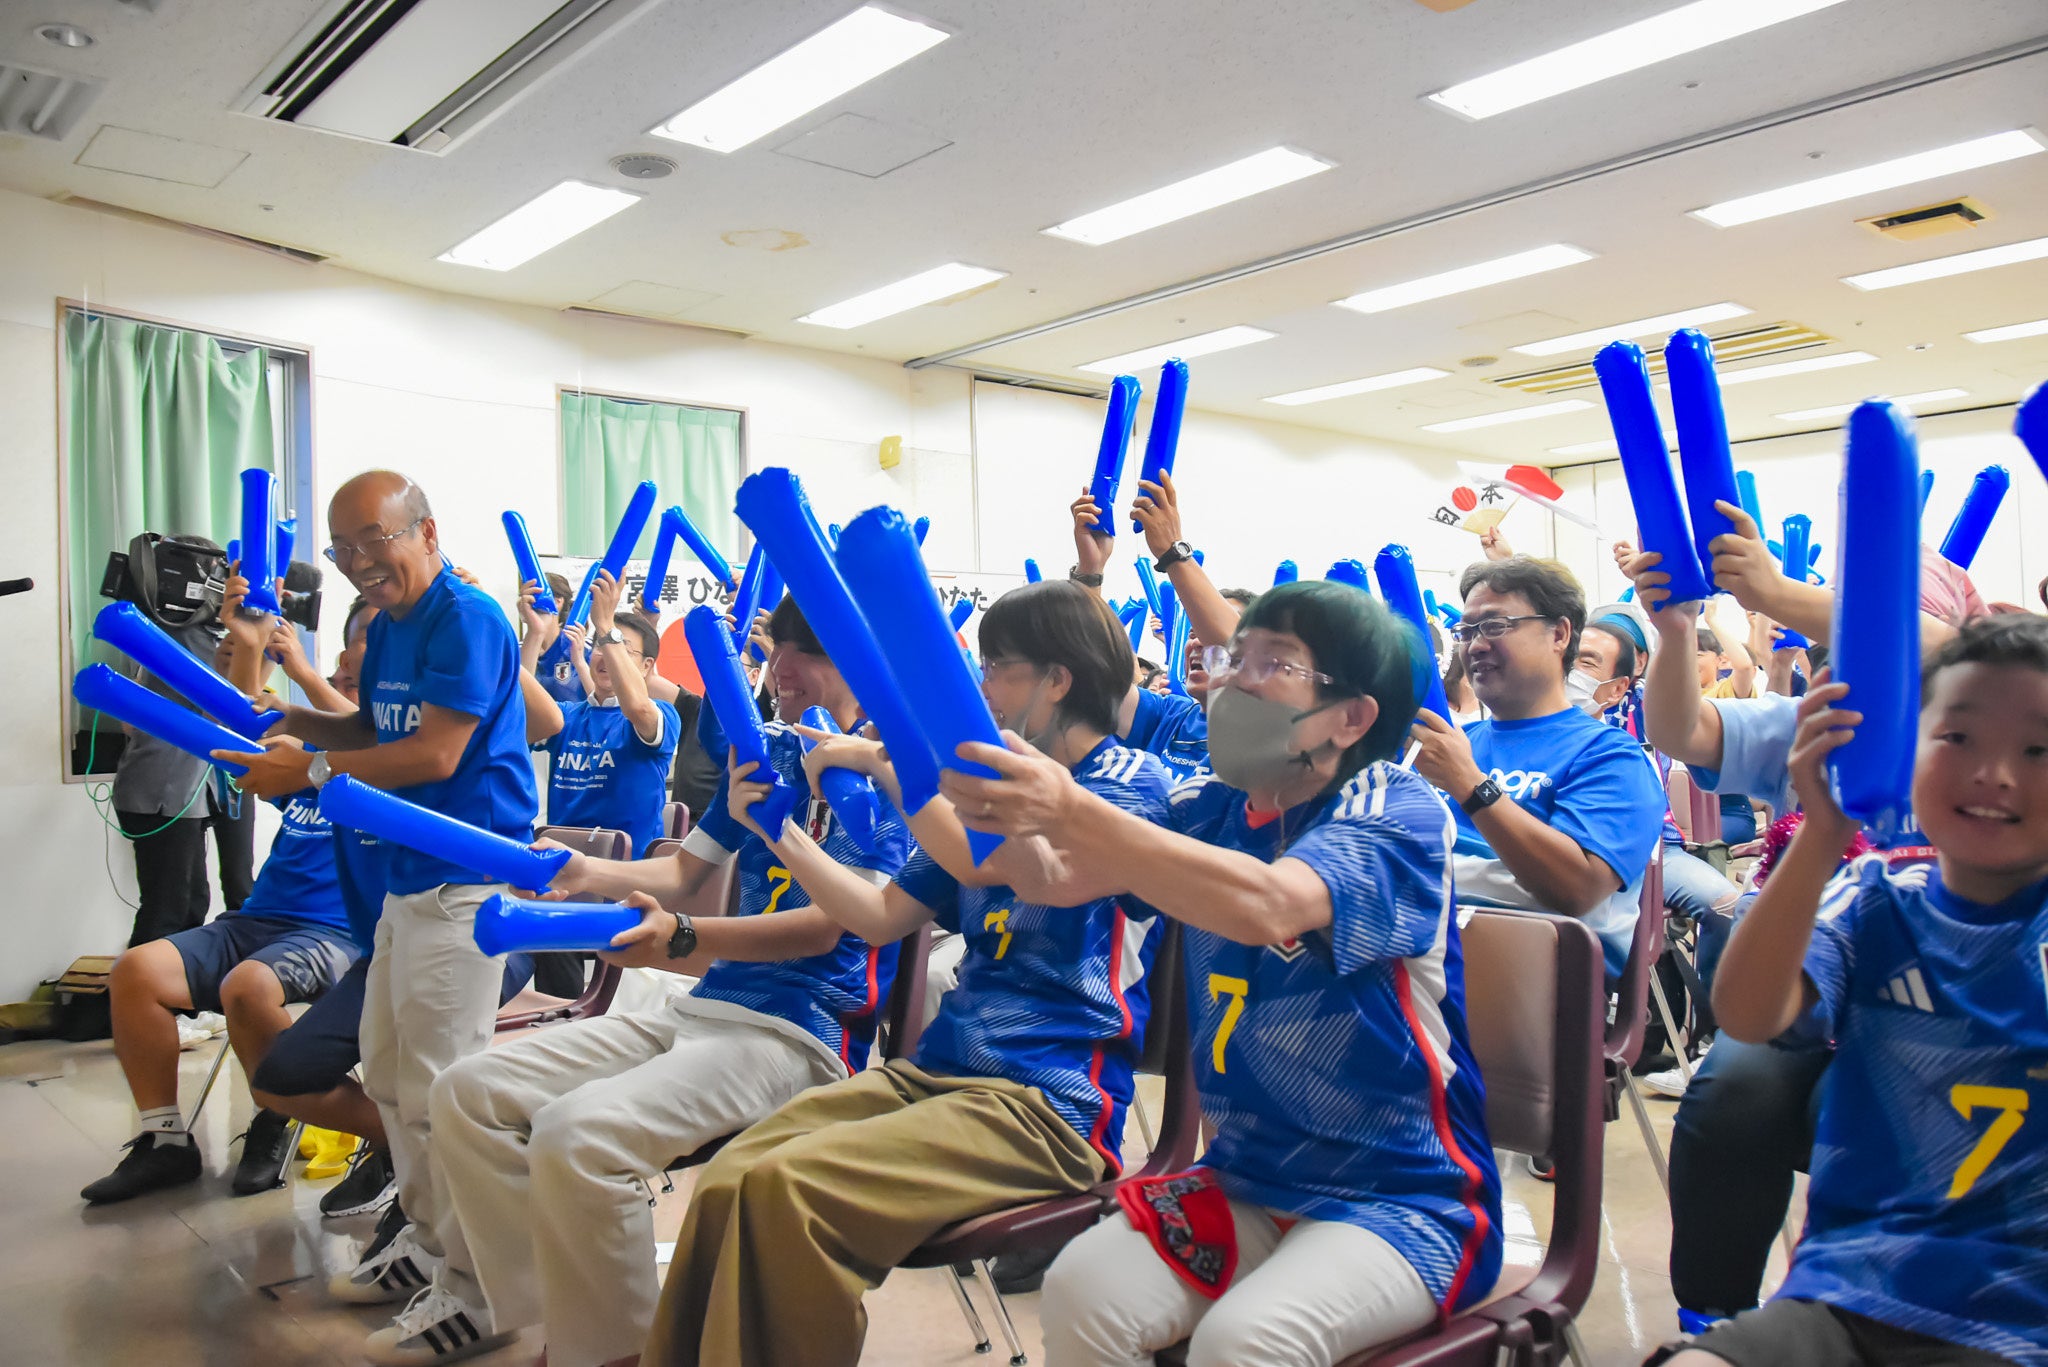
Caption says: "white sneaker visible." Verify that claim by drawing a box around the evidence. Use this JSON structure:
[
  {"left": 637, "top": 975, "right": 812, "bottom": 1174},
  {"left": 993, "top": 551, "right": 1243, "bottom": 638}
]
[
  {"left": 328, "top": 1217, "right": 438, "bottom": 1304},
  {"left": 176, "top": 1011, "right": 226, "bottom": 1051},
  {"left": 1643, "top": 1065, "right": 1691, "bottom": 1099},
  {"left": 363, "top": 1282, "right": 514, "bottom": 1365}
]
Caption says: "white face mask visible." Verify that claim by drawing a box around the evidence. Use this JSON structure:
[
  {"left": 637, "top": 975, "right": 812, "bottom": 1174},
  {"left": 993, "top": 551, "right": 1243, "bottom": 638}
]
[{"left": 1565, "top": 669, "right": 1616, "bottom": 716}]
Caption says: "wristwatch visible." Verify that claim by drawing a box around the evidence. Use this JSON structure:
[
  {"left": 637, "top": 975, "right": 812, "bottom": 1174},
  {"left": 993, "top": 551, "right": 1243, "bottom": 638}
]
[
  {"left": 1461, "top": 776, "right": 1503, "bottom": 816},
  {"left": 595, "top": 627, "right": 627, "bottom": 648},
  {"left": 307, "top": 752, "right": 332, "bottom": 788},
  {"left": 665, "top": 911, "right": 698, "bottom": 960},
  {"left": 1068, "top": 566, "right": 1104, "bottom": 587},
  {"left": 1153, "top": 541, "right": 1196, "bottom": 571}
]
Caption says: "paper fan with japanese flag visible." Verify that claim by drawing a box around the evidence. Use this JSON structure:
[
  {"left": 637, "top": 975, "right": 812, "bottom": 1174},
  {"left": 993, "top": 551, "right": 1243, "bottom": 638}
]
[{"left": 1436, "top": 462, "right": 1603, "bottom": 536}]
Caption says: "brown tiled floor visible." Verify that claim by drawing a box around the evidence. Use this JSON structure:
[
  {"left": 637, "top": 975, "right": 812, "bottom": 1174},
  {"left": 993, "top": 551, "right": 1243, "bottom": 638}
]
[{"left": 1, "top": 1036, "right": 1791, "bottom": 1366}]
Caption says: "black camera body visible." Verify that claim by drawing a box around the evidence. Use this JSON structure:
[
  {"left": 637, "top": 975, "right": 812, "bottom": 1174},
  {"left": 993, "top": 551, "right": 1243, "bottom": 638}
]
[{"left": 102, "top": 531, "right": 322, "bottom": 632}]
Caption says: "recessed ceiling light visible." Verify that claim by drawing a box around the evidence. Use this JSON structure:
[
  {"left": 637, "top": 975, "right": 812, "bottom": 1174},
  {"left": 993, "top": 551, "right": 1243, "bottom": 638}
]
[
  {"left": 1079, "top": 326, "right": 1276, "bottom": 375},
  {"left": 1844, "top": 234, "right": 2048, "bottom": 290},
  {"left": 1045, "top": 147, "right": 1332, "bottom": 246},
  {"left": 797, "top": 263, "right": 1005, "bottom": 329},
  {"left": 650, "top": 6, "right": 948, "bottom": 154},
  {"left": 438, "top": 180, "right": 642, "bottom": 271},
  {"left": 1333, "top": 244, "right": 1594, "bottom": 315},
  {"left": 1263, "top": 367, "right": 1450, "bottom": 405},
  {"left": 1549, "top": 439, "right": 1620, "bottom": 456},
  {"left": 1425, "top": 0, "right": 1851, "bottom": 121},
  {"left": 1694, "top": 130, "right": 2047, "bottom": 227},
  {"left": 1775, "top": 388, "right": 1969, "bottom": 423},
  {"left": 1422, "top": 398, "right": 1593, "bottom": 433},
  {"left": 37, "top": 23, "right": 93, "bottom": 47},
  {"left": 1512, "top": 303, "right": 1751, "bottom": 357},
  {"left": 1687, "top": 350, "right": 1878, "bottom": 385},
  {"left": 1964, "top": 317, "right": 2048, "bottom": 344}
]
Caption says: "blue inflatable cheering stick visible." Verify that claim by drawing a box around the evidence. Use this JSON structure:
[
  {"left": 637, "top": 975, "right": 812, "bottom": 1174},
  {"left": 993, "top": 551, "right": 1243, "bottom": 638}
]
[
  {"left": 1024, "top": 558, "right": 1042, "bottom": 583},
  {"left": 502, "top": 511, "right": 559, "bottom": 615},
  {"left": 912, "top": 516, "right": 930, "bottom": 547},
  {"left": 837, "top": 507, "right": 1009, "bottom": 866},
  {"left": 1133, "top": 557, "right": 1166, "bottom": 625},
  {"left": 1373, "top": 547, "right": 1453, "bottom": 724},
  {"left": 642, "top": 505, "right": 734, "bottom": 614},
  {"left": 1272, "top": 559, "right": 1297, "bottom": 586},
  {"left": 94, "top": 601, "right": 282, "bottom": 740},
  {"left": 73, "top": 664, "right": 265, "bottom": 775},
  {"left": 1937, "top": 465, "right": 2010, "bottom": 571},
  {"left": 682, "top": 605, "right": 804, "bottom": 839},
  {"left": 1776, "top": 515, "right": 1813, "bottom": 652},
  {"left": 2016, "top": 381, "right": 2048, "bottom": 479},
  {"left": 1325, "top": 559, "right": 1368, "bottom": 590},
  {"left": 319, "top": 774, "right": 572, "bottom": 889},
  {"left": 274, "top": 517, "right": 296, "bottom": 578},
  {"left": 1735, "top": 469, "right": 1764, "bottom": 535},
  {"left": 1826, "top": 401, "right": 1921, "bottom": 842},
  {"left": 563, "top": 562, "right": 603, "bottom": 630},
  {"left": 1596, "top": 340, "right": 1710, "bottom": 606},
  {"left": 726, "top": 543, "right": 773, "bottom": 658},
  {"left": 567, "top": 480, "right": 658, "bottom": 628},
  {"left": 238, "top": 468, "right": 281, "bottom": 615},
  {"left": 1089, "top": 374, "right": 1141, "bottom": 535},
  {"left": 797, "top": 706, "right": 883, "bottom": 855},
  {"left": 473, "top": 895, "right": 643, "bottom": 956},
  {"left": 1917, "top": 469, "right": 1936, "bottom": 520},
  {"left": 1132, "top": 359, "right": 1189, "bottom": 533},
  {"left": 949, "top": 597, "right": 975, "bottom": 632},
  {"left": 1116, "top": 598, "right": 1147, "bottom": 651},
  {"left": 1666, "top": 329, "right": 1745, "bottom": 589}
]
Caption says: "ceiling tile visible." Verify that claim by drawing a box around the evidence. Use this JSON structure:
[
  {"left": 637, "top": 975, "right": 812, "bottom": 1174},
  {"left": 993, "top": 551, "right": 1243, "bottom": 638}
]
[
  {"left": 772, "top": 113, "right": 953, "bottom": 179},
  {"left": 588, "top": 280, "right": 722, "bottom": 317},
  {"left": 75, "top": 125, "right": 246, "bottom": 188}
]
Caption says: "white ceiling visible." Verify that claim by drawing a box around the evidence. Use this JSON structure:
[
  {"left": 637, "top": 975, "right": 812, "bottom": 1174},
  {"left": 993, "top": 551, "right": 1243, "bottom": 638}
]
[{"left": 4, "top": 0, "right": 2047, "bottom": 462}]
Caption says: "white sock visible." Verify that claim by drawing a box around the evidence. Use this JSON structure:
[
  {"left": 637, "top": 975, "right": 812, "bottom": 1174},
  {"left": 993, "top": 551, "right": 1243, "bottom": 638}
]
[{"left": 138, "top": 1106, "right": 189, "bottom": 1144}]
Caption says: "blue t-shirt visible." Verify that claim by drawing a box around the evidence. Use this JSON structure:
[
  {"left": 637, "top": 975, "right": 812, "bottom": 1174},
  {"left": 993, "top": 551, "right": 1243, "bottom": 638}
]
[
  {"left": 1160, "top": 763, "right": 1503, "bottom": 1312},
  {"left": 687, "top": 725, "right": 911, "bottom": 1069},
  {"left": 1690, "top": 693, "right": 1797, "bottom": 821},
  {"left": 546, "top": 698, "right": 681, "bottom": 858},
  {"left": 358, "top": 566, "right": 539, "bottom": 895},
  {"left": 898, "top": 740, "right": 1173, "bottom": 1172},
  {"left": 1457, "top": 707, "right": 1666, "bottom": 977},
  {"left": 331, "top": 823, "right": 387, "bottom": 955},
  {"left": 235, "top": 789, "right": 354, "bottom": 941},
  {"left": 535, "top": 634, "right": 586, "bottom": 707},
  {"left": 1121, "top": 689, "right": 1210, "bottom": 782},
  {"left": 1775, "top": 859, "right": 2048, "bottom": 1366}
]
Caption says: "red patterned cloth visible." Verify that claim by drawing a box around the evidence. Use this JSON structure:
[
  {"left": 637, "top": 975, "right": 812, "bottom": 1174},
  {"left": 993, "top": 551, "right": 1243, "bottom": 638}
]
[
  {"left": 1754, "top": 811, "right": 1874, "bottom": 886},
  {"left": 1114, "top": 1168, "right": 1239, "bottom": 1299}
]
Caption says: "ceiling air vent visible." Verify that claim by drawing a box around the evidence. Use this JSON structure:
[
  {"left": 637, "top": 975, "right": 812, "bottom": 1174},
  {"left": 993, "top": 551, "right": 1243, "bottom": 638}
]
[
  {"left": 1859, "top": 197, "right": 1988, "bottom": 243},
  {"left": 1, "top": 60, "right": 102, "bottom": 142},
  {"left": 235, "top": 0, "right": 658, "bottom": 154},
  {"left": 1489, "top": 322, "right": 1838, "bottom": 395}
]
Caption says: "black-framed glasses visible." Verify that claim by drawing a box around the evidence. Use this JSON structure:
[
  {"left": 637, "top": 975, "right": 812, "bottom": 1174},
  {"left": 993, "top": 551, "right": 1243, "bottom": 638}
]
[
  {"left": 1449, "top": 614, "right": 1551, "bottom": 644},
  {"left": 324, "top": 518, "right": 424, "bottom": 566}
]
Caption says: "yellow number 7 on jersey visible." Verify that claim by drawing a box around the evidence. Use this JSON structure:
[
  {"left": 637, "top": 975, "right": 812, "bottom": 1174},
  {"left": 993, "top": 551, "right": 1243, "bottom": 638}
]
[
  {"left": 1947, "top": 1084, "right": 2028, "bottom": 1200},
  {"left": 1207, "top": 974, "right": 1249, "bottom": 1074},
  {"left": 763, "top": 866, "right": 794, "bottom": 915}
]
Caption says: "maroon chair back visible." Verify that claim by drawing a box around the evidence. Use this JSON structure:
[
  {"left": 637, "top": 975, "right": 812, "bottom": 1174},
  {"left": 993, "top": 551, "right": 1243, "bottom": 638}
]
[
  {"left": 1602, "top": 851, "right": 1665, "bottom": 1081},
  {"left": 1127, "top": 919, "right": 1201, "bottom": 1178},
  {"left": 663, "top": 801, "right": 691, "bottom": 839},
  {"left": 494, "top": 826, "right": 630, "bottom": 1030},
  {"left": 1667, "top": 765, "right": 1722, "bottom": 845}
]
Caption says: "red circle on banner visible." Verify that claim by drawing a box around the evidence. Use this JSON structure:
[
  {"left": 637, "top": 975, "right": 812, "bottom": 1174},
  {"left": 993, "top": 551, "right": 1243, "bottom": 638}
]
[
  {"left": 1451, "top": 486, "right": 1478, "bottom": 513},
  {"left": 658, "top": 619, "right": 704, "bottom": 695}
]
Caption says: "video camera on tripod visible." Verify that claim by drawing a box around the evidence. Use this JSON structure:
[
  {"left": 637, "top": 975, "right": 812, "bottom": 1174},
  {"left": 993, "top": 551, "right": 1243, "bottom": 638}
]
[{"left": 100, "top": 531, "right": 322, "bottom": 633}]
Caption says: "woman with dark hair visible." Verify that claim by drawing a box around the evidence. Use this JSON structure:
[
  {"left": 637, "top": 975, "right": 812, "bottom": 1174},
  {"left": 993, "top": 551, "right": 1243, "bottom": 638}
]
[
  {"left": 643, "top": 580, "right": 1176, "bottom": 1367},
  {"left": 945, "top": 580, "right": 1502, "bottom": 1367}
]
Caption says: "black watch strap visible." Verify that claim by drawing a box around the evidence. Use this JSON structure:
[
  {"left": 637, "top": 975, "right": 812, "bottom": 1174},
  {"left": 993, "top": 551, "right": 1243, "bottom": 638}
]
[
  {"left": 1460, "top": 777, "right": 1504, "bottom": 816},
  {"left": 1068, "top": 567, "right": 1105, "bottom": 587},
  {"left": 1153, "top": 541, "right": 1195, "bottom": 571},
  {"left": 665, "top": 912, "right": 698, "bottom": 960}
]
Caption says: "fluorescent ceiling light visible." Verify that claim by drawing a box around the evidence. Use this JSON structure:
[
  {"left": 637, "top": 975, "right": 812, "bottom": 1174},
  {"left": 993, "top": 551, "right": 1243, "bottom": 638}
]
[
  {"left": 1702, "top": 350, "right": 1878, "bottom": 385},
  {"left": 1776, "top": 388, "right": 1968, "bottom": 423},
  {"left": 1549, "top": 439, "right": 1618, "bottom": 456},
  {"left": 797, "top": 263, "right": 1005, "bottom": 329},
  {"left": 1045, "top": 147, "right": 1332, "bottom": 246},
  {"left": 1512, "top": 302, "right": 1751, "bottom": 357},
  {"left": 1694, "top": 130, "right": 2046, "bottom": 227},
  {"left": 1334, "top": 244, "right": 1593, "bottom": 314},
  {"left": 1844, "top": 234, "right": 2048, "bottom": 290},
  {"left": 1264, "top": 367, "right": 1450, "bottom": 406},
  {"left": 1079, "top": 326, "right": 1276, "bottom": 374},
  {"left": 438, "top": 180, "right": 641, "bottom": 270},
  {"left": 1426, "top": 0, "right": 1851, "bottom": 121},
  {"left": 1964, "top": 317, "right": 2048, "bottom": 344},
  {"left": 1423, "top": 399, "right": 1593, "bottom": 433},
  {"left": 650, "top": 6, "right": 948, "bottom": 153}
]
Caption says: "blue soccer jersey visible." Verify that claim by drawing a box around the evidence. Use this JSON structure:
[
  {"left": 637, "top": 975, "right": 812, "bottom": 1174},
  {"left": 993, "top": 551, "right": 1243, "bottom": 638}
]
[
  {"left": 1773, "top": 858, "right": 2048, "bottom": 1365},
  {"left": 687, "top": 724, "right": 911, "bottom": 1070},
  {"left": 898, "top": 740, "right": 1173, "bottom": 1172},
  {"left": 1162, "top": 763, "right": 1503, "bottom": 1313},
  {"left": 546, "top": 697, "right": 681, "bottom": 858},
  {"left": 1122, "top": 688, "right": 1210, "bottom": 783},
  {"left": 535, "top": 634, "right": 586, "bottom": 707},
  {"left": 359, "top": 566, "right": 539, "bottom": 894},
  {"left": 235, "top": 789, "right": 354, "bottom": 940},
  {"left": 331, "top": 823, "right": 387, "bottom": 955}
]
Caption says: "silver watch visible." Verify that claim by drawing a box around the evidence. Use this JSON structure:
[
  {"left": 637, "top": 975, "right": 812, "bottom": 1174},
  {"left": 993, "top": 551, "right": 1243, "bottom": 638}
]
[
  {"left": 307, "top": 751, "right": 332, "bottom": 788},
  {"left": 596, "top": 627, "right": 627, "bottom": 648}
]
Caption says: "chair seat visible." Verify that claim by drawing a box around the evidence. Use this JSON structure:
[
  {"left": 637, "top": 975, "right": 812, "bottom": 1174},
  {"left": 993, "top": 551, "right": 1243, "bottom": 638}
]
[{"left": 899, "top": 1191, "right": 1111, "bottom": 1267}]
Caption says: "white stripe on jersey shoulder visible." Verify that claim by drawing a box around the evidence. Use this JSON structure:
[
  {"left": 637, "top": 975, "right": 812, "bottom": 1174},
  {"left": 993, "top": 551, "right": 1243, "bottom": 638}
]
[
  {"left": 1168, "top": 772, "right": 1217, "bottom": 807},
  {"left": 763, "top": 719, "right": 795, "bottom": 740},
  {"left": 1089, "top": 745, "right": 1145, "bottom": 787}
]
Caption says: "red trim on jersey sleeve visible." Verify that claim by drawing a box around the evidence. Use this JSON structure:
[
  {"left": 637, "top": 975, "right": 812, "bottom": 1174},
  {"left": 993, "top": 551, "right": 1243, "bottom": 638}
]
[{"left": 1393, "top": 960, "right": 1493, "bottom": 1320}]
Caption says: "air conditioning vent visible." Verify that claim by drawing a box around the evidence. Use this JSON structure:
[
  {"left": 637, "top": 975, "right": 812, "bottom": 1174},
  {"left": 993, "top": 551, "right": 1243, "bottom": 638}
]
[
  {"left": 235, "top": 0, "right": 657, "bottom": 154},
  {"left": 1, "top": 60, "right": 102, "bottom": 142},
  {"left": 1489, "top": 322, "right": 1838, "bottom": 395},
  {"left": 1859, "top": 197, "right": 1988, "bottom": 243}
]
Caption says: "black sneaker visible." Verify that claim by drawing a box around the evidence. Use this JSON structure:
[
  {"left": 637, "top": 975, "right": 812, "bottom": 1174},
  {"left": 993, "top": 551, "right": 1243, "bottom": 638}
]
[
  {"left": 232, "top": 1109, "right": 295, "bottom": 1196},
  {"left": 322, "top": 1144, "right": 397, "bottom": 1219},
  {"left": 990, "top": 1240, "right": 1063, "bottom": 1294},
  {"left": 81, "top": 1133, "right": 202, "bottom": 1204}
]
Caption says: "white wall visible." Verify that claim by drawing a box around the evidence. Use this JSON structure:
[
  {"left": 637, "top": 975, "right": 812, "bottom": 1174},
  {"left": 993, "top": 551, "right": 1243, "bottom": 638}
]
[{"left": 0, "top": 188, "right": 1474, "bottom": 998}]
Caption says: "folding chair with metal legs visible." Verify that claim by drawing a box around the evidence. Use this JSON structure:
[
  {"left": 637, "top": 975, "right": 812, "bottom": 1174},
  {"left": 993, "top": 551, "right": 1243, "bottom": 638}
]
[
  {"left": 943, "top": 1263, "right": 993, "bottom": 1357},
  {"left": 1648, "top": 971, "right": 1695, "bottom": 1088},
  {"left": 949, "top": 1260, "right": 1028, "bottom": 1366},
  {"left": 187, "top": 1035, "right": 234, "bottom": 1123},
  {"left": 1622, "top": 1071, "right": 1672, "bottom": 1198}
]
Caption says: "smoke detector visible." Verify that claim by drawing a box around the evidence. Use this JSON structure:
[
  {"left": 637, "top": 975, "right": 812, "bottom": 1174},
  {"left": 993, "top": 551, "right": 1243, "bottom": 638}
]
[{"left": 610, "top": 153, "right": 676, "bottom": 180}]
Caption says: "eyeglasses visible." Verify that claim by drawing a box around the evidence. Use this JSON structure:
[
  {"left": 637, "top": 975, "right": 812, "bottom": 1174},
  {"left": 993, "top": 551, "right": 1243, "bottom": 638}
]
[
  {"left": 324, "top": 518, "right": 424, "bottom": 566},
  {"left": 1200, "top": 645, "right": 1335, "bottom": 689},
  {"left": 1449, "top": 614, "right": 1551, "bottom": 644}
]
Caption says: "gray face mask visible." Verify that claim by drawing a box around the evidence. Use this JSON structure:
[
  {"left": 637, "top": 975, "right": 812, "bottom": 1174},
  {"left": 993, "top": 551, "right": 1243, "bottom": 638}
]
[{"left": 1205, "top": 686, "right": 1341, "bottom": 793}]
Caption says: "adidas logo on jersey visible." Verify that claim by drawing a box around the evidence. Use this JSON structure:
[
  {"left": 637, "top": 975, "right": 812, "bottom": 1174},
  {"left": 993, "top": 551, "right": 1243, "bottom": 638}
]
[{"left": 1876, "top": 964, "right": 1935, "bottom": 1013}]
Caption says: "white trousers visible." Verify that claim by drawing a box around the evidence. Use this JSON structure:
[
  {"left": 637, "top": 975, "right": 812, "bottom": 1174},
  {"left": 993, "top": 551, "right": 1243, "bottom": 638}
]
[
  {"left": 1041, "top": 1199, "right": 1439, "bottom": 1367},
  {"left": 359, "top": 882, "right": 508, "bottom": 1269},
  {"left": 427, "top": 999, "right": 843, "bottom": 1367}
]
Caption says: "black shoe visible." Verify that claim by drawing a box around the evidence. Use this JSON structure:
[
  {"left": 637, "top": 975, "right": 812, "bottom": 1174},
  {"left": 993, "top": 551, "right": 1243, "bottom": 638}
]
[
  {"left": 990, "top": 1240, "right": 1063, "bottom": 1295},
  {"left": 232, "top": 1109, "right": 295, "bottom": 1196},
  {"left": 321, "top": 1144, "right": 396, "bottom": 1219},
  {"left": 81, "top": 1133, "right": 202, "bottom": 1204}
]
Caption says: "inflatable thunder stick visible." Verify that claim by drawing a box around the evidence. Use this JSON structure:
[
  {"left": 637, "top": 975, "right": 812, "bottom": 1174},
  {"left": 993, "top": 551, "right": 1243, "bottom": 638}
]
[
  {"left": 1273, "top": 560, "right": 1298, "bottom": 586},
  {"left": 949, "top": 597, "right": 975, "bottom": 632},
  {"left": 1024, "top": 559, "right": 1042, "bottom": 583},
  {"left": 1373, "top": 547, "right": 1453, "bottom": 724},
  {"left": 1166, "top": 606, "right": 1193, "bottom": 693},
  {"left": 1666, "top": 330, "right": 1745, "bottom": 587},
  {"left": 1325, "top": 559, "right": 1368, "bottom": 590},
  {"left": 726, "top": 543, "right": 772, "bottom": 657},
  {"left": 1089, "top": 374, "right": 1142, "bottom": 536},
  {"left": 1937, "top": 465, "right": 2010, "bottom": 571},
  {"left": 1133, "top": 557, "right": 1166, "bottom": 623},
  {"left": 567, "top": 480, "right": 659, "bottom": 628},
  {"left": 747, "top": 557, "right": 787, "bottom": 663},
  {"left": 563, "top": 562, "right": 603, "bottom": 630},
  {"left": 2017, "top": 382, "right": 2048, "bottom": 479},
  {"left": 318, "top": 774, "right": 573, "bottom": 889},
  {"left": 798, "top": 705, "right": 883, "bottom": 855},
  {"left": 836, "top": 508, "right": 1009, "bottom": 866},
  {"left": 94, "top": 601, "right": 281, "bottom": 740},
  {"left": 473, "top": 895, "right": 643, "bottom": 957},
  {"left": 1118, "top": 599, "right": 1148, "bottom": 651},
  {"left": 734, "top": 469, "right": 942, "bottom": 814},
  {"left": 1132, "top": 359, "right": 1189, "bottom": 533},
  {"left": 274, "top": 518, "right": 296, "bottom": 577},
  {"left": 1918, "top": 469, "right": 1936, "bottom": 519},
  {"left": 226, "top": 538, "right": 241, "bottom": 567},
  {"left": 239, "top": 468, "right": 281, "bottom": 615},
  {"left": 502, "top": 512, "right": 559, "bottom": 616},
  {"left": 682, "top": 605, "right": 803, "bottom": 838},
  {"left": 1596, "top": 340, "right": 1710, "bottom": 606},
  {"left": 1826, "top": 402, "right": 1921, "bottom": 842},
  {"left": 73, "top": 664, "right": 265, "bottom": 776},
  {"left": 913, "top": 516, "right": 930, "bottom": 547},
  {"left": 1735, "top": 469, "right": 1764, "bottom": 535},
  {"left": 660, "top": 504, "right": 738, "bottom": 592},
  {"left": 1776, "top": 516, "right": 1812, "bottom": 652}
]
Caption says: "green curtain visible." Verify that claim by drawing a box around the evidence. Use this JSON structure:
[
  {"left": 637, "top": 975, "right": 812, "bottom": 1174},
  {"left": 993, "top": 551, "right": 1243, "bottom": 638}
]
[
  {"left": 65, "top": 311, "right": 275, "bottom": 684},
  {"left": 561, "top": 391, "right": 743, "bottom": 562}
]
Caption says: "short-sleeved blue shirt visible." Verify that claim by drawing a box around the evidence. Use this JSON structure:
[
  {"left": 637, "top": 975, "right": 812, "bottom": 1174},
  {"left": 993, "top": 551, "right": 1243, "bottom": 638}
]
[
  {"left": 535, "top": 634, "right": 586, "bottom": 707},
  {"left": 546, "top": 698, "right": 681, "bottom": 858},
  {"left": 1689, "top": 693, "right": 1798, "bottom": 820},
  {"left": 1121, "top": 688, "right": 1210, "bottom": 782},
  {"left": 235, "top": 789, "right": 353, "bottom": 940}
]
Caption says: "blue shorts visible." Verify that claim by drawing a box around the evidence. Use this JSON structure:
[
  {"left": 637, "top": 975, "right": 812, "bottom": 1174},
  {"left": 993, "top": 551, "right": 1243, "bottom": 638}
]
[{"left": 168, "top": 914, "right": 357, "bottom": 1012}]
